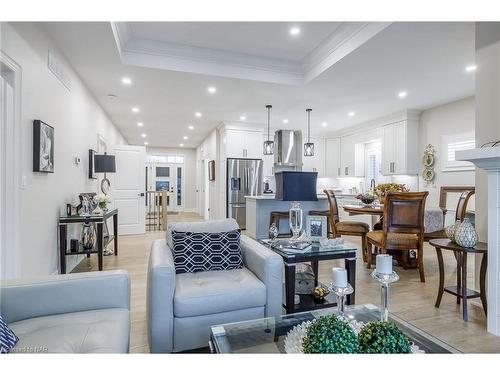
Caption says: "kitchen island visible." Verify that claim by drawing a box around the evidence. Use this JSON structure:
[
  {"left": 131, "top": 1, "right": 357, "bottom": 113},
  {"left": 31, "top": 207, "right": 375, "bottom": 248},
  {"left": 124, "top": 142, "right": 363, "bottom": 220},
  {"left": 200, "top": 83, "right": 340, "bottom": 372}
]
[{"left": 245, "top": 195, "right": 329, "bottom": 239}]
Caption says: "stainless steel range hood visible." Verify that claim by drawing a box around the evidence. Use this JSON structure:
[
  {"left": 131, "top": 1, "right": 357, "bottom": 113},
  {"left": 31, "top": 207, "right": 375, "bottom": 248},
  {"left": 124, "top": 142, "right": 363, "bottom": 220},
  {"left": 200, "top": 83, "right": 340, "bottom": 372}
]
[{"left": 274, "top": 130, "right": 302, "bottom": 171}]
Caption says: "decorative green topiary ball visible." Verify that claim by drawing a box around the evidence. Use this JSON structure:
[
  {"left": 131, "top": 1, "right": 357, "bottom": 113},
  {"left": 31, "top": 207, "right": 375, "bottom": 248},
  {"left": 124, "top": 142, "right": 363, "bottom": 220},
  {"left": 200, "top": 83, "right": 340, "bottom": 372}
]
[
  {"left": 302, "top": 315, "right": 360, "bottom": 353},
  {"left": 358, "top": 321, "right": 411, "bottom": 354}
]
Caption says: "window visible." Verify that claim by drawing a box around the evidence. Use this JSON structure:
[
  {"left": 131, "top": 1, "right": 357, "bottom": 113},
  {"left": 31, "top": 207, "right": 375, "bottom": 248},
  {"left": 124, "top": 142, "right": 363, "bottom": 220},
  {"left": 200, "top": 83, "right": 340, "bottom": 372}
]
[
  {"left": 146, "top": 154, "right": 184, "bottom": 164},
  {"left": 441, "top": 132, "right": 475, "bottom": 172},
  {"left": 364, "top": 140, "right": 383, "bottom": 188}
]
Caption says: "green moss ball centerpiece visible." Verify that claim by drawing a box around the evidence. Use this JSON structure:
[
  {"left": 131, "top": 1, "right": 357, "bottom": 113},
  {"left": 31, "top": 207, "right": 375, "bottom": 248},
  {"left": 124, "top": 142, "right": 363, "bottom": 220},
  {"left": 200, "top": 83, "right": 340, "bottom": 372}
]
[
  {"left": 358, "top": 321, "right": 411, "bottom": 354},
  {"left": 302, "top": 315, "right": 360, "bottom": 354}
]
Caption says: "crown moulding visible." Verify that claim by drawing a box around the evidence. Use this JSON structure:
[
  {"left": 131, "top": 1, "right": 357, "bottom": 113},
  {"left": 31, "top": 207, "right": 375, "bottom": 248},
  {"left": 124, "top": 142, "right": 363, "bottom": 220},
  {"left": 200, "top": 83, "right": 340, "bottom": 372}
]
[{"left": 110, "top": 21, "right": 391, "bottom": 86}]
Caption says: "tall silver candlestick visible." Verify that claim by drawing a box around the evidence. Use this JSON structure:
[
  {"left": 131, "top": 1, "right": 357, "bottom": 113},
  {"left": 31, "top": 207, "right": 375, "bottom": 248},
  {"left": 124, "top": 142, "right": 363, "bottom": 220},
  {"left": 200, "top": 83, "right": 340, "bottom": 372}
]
[{"left": 371, "top": 270, "right": 399, "bottom": 321}]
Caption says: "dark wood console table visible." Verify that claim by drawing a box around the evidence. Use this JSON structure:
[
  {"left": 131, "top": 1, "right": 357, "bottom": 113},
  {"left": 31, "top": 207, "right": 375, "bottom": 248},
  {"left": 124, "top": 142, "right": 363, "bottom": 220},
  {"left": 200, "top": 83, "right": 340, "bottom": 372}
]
[
  {"left": 58, "top": 209, "right": 118, "bottom": 274},
  {"left": 429, "top": 238, "right": 487, "bottom": 321}
]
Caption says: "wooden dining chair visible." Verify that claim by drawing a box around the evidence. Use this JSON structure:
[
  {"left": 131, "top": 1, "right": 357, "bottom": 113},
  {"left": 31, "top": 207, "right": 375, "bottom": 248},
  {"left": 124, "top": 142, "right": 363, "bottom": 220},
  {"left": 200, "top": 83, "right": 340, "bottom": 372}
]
[
  {"left": 366, "top": 191, "right": 429, "bottom": 282},
  {"left": 323, "top": 190, "right": 370, "bottom": 261},
  {"left": 424, "top": 188, "right": 475, "bottom": 241}
]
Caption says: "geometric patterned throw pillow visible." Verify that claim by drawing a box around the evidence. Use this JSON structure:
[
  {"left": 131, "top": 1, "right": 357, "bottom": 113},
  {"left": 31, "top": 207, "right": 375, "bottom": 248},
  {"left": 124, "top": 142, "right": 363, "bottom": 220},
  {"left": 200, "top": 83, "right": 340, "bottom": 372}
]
[
  {"left": 0, "top": 314, "right": 19, "bottom": 354},
  {"left": 171, "top": 230, "right": 243, "bottom": 274}
]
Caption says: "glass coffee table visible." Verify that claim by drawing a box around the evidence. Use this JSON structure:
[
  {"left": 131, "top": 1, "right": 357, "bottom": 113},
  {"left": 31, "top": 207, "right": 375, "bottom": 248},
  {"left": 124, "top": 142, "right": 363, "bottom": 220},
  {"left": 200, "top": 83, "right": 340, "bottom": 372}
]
[{"left": 209, "top": 304, "right": 459, "bottom": 353}]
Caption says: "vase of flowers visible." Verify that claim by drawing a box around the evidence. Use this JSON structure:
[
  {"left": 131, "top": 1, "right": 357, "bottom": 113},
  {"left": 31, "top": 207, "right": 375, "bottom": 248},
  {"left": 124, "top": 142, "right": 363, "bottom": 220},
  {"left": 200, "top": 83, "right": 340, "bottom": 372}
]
[{"left": 95, "top": 194, "right": 112, "bottom": 212}]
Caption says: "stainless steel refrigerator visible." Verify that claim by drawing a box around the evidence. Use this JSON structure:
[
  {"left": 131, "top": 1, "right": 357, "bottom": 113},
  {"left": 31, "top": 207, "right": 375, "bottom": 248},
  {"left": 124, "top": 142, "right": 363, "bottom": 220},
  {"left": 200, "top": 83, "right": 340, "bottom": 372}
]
[{"left": 227, "top": 158, "right": 263, "bottom": 229}]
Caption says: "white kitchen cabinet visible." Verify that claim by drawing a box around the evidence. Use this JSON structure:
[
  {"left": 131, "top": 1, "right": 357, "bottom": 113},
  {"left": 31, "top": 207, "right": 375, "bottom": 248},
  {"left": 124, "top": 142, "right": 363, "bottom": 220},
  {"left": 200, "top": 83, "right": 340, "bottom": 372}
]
[
  {"left": 302, "top": 137, "right": 326, "bottom": 177},
  {"left": 224, "top": 129, "right": 262, "bottom": 159},
  {"left": 325, "top": 138, "right": 341, "bottom": 177},
  {"left": 340, "top": 135, "right": 355, "bottom": 177},
  {"left": 381, "top": 120, "right": 418, "bottom": 175},
  {"left": 354, "top": 142, "right": 365, "bottom": 177}
]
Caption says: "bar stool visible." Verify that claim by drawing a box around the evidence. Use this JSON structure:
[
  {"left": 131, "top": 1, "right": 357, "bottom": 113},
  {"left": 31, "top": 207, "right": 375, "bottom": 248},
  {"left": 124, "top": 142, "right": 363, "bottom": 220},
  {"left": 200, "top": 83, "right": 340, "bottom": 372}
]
[{"left": 269, "top": 211, "right": 292, "bottom": 238}]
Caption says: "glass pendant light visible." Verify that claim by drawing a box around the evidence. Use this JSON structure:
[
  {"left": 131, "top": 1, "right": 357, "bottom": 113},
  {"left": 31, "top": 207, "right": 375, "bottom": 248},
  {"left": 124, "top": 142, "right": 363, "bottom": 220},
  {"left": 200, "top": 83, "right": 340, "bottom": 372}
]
[
  {"left": 263, "top": 104, "right": 274, "bottom": 155},
  {"left": 304, "top": 108, "right": 314, "bottom": 156}
]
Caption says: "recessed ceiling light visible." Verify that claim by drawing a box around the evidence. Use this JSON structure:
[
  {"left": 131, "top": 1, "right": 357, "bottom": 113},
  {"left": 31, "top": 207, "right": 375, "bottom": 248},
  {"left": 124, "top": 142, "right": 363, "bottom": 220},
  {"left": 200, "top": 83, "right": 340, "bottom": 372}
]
[
  {"left": 188, "top": 125, "right": 194, "bottom": 130},
  {"left": 321, "top": 122, "right": 328, "bottom": 127},
  {"left": 290, "top": 27, "right": 301, "bottom": 36},
  {"left": 121, "top": 77, "right": 132, "bottom": 85},
  {"left": 240, "top": 115, "right": 246, "bottom": 121},
  {"left": 207, "top": 86, "right": 217, "bottom": 94},
  {"left": 132, "top": 107, "right": 140, "bottom": 113},
  {"left": 144, "top": 142, "right": 148, "bottom": 146},
  {"left": 465, "top": 64, "right": 477, "bottom": 72},
  {"left": 398, "top": 91, "right": 408, "bottom": 98},
  {"left": 195, "top": 112, "right": 202, "bottom": 118},
  {"left": 179, "top": 143, "right": 184, "bottom": 147},
  {"left": 183, "top": 136, "right": 188, "bottom": 140},
  {"left": 137, "top": 122, "right": 144, "bottom": 127},
  {"left": 283, "top": 119, "right": 289, "bottom": 124},
  {"left": 141, "top": 133, "right": 147, "bottom": 138},
  {"left": 348, "top": 112, "right": 356, "bottom": 117}
]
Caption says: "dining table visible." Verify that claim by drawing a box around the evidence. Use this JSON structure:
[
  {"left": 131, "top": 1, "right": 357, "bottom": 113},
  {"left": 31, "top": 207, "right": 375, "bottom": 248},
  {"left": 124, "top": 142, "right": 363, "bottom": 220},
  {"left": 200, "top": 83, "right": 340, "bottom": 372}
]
[{"left": 343, "top": 203, "right": 445, "bottom": 269}]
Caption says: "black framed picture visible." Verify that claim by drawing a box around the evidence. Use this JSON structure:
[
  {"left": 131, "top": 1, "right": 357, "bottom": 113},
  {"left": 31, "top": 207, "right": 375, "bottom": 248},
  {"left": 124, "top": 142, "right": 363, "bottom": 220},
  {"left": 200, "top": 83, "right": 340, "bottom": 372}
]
[
  {"left": 33, "top": 120, "right": 54, "bottom": 173},
  {"left": 88, "top": 149, "right": 97, "bottom": 179}
]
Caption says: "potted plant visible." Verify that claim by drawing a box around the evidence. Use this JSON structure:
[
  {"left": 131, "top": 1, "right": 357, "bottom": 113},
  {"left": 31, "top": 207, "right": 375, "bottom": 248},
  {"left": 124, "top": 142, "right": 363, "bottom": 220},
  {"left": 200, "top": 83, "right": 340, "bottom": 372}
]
[{"left": 95, "top": 194, "right": 112, "bottom": 212}]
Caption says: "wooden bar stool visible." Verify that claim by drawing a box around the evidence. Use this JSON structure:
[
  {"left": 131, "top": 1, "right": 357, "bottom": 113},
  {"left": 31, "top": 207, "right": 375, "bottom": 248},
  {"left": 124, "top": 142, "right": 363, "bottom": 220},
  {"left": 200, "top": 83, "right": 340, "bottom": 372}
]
[{"left": 269, "top": 211, "right": 292, "bottom": 238}]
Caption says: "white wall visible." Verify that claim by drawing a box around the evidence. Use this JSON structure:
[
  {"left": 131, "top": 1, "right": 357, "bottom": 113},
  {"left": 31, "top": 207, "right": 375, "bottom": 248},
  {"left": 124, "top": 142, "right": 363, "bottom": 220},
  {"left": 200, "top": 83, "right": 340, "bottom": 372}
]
[
  {"left": 196, "top": 129, "right": 219, "bottom": 219},
  {"left": 145, "top": 147, "right": 197, "bottom": 211},
  {"left": 2, "top": 22, "right": 127, "bottom": 277},
  {"left": 418, "top": 97, "right": 476, "bottom": 208}
]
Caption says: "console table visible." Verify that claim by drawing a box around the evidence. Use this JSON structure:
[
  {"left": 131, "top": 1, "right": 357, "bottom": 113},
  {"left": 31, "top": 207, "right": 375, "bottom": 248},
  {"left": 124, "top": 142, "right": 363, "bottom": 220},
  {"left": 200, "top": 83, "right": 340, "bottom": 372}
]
[
  {"left": 429, "top": 238, "right": 487, "bottom": 321},
  {"left": 58, "top": 209, "right": 118, "bottom": 274}
]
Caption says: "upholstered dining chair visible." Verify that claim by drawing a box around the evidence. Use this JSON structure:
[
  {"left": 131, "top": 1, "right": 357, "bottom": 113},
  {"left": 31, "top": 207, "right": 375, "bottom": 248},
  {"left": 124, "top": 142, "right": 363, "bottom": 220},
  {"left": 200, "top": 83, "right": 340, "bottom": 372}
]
[
  {"left": 424, "top": 188, "right": 475, "bottom": 241},
  {"left": 366, "top": 191, "right": 429, "bottom": 282},
  {"left": 323, "top": 189, "right": 370, "bottom": 262}
]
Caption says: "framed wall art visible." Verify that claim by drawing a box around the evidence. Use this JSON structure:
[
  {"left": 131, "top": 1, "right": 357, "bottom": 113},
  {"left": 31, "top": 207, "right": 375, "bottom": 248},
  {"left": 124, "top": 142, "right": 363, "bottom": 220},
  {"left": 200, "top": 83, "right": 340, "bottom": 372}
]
[{"left": 33, "top": 120, "right": 54, "bottom": 173}]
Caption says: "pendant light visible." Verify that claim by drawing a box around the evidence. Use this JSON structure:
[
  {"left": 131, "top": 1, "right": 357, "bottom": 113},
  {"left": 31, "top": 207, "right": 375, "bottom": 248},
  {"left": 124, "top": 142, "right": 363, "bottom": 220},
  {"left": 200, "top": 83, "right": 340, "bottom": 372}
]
[
  {"left": 304, "top": 108, "right": 314, "bottom": 156},
  {"left": 263, "top": 105, "right": 274, "bottom": 155}
]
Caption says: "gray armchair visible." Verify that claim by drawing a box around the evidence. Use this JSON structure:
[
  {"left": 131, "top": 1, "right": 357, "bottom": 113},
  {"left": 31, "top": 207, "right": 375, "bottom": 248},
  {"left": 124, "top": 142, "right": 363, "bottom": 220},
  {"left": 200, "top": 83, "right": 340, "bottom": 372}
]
[
  {"left": 0, "top": 270, "right": 130, "bottom": 353},
  {"left": 147, "top": 219, "right": 283, "bottom": 353}
]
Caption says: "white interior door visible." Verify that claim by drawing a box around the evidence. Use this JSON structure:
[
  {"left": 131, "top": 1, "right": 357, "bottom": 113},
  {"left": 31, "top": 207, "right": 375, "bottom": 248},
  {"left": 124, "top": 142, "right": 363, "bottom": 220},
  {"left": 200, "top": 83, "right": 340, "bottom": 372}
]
[{"left": 111, "top": 145, "right": 146, "bottom": 235}]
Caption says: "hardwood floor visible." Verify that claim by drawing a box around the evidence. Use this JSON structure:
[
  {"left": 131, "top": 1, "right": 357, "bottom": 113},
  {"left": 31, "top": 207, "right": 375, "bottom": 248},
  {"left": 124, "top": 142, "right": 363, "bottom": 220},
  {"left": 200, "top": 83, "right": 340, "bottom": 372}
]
[{"left": 73, "top": 212, "right": 500, "bottom": 353}]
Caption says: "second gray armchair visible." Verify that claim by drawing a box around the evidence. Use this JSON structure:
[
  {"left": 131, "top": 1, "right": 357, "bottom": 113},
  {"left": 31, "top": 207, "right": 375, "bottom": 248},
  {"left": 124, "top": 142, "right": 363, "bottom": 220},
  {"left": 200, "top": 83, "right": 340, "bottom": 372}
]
[{"left": 147, "top": 219, "right": 283, "bottom": 353}]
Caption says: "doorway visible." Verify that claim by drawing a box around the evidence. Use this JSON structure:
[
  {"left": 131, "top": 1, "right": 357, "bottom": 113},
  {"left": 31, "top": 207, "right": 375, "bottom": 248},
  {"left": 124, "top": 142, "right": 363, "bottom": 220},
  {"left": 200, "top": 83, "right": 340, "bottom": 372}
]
[
  {"left": 0, "top": 52, "right": 21, "bottom": 280},
  {"left": 145, "top": 154, "right": 185, "bottom": 212}
]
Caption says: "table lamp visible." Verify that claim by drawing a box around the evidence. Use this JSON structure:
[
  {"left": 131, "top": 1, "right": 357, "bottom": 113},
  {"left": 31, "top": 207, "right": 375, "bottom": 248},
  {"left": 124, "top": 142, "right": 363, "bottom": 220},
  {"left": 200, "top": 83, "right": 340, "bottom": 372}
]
[{"left": 94, "top": 153, "right": 116, "bottom": 195}]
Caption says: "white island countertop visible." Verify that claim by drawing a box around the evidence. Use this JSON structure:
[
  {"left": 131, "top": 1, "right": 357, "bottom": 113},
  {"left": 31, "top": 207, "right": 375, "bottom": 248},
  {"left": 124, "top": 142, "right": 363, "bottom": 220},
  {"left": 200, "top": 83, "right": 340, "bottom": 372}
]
[{"left": 244, "top": 193, "right": 359, "bottom": 200}]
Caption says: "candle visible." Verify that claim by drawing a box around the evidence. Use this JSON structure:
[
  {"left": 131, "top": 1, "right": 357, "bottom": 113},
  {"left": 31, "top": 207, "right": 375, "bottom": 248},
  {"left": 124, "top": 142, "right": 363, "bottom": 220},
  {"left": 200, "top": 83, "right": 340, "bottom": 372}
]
[
  {"left": 376, "top": 254, "right": 393, "bottom": 274},
  {"left": 331, "top": 267, "right": 348, "bottom": 287}
]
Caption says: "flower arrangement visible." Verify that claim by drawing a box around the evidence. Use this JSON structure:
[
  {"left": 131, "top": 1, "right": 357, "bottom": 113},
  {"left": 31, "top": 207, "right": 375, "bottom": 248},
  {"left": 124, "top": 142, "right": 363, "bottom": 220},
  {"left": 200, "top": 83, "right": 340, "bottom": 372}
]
[
  {"left": 374, "top": 183, "right": 409, "bottom": 202},
  {"left": 95, "top": 194, "right": 112, "bottom": 211}
]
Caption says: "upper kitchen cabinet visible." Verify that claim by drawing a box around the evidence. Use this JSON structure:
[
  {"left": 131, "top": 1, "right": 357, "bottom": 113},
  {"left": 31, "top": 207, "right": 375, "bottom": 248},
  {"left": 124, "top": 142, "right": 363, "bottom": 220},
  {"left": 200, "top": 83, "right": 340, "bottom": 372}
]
[
  {"left": 325, "top": 138, "right": 341, "bottom": 178},
  {"left": 221, "top": 125, "right": 263, "bottom": 159},
  {"left": 302, "top": 137, "right": 326, "bottom": 177},
  {"left": 381, "top": 118, "right": 419, "bottom": 175},
  {"left": 340, "top": 135, "right": 355, "bottom": 177}
]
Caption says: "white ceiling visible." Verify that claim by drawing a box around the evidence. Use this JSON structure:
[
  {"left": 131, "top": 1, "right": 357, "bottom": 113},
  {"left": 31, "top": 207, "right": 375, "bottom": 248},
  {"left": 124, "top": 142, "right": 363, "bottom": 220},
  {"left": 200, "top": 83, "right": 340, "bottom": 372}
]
[
  {"left": 127, "top": 22, "right": 340, "bottom": 61},
  {"left": 42, "top": 22, "right": 475, "bottom": 149}
]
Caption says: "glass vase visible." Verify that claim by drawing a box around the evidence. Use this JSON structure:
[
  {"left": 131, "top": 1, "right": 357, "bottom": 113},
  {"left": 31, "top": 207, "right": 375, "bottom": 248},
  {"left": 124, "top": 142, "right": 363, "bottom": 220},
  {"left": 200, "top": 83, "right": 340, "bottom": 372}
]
[
  {"left": 289, "top": 201, "right": 303, "bottom": 239},
  {"left": 81, "top": 223, "right": 96, "bottom": 250}
]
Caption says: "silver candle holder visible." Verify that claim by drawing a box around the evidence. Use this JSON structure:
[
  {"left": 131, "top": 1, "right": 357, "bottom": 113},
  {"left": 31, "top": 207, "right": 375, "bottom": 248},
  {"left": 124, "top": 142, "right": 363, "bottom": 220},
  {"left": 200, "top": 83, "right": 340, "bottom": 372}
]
[
  {"left": 371, "top": 271, "right": 399, "bottom": 322},
  {"left": 329, "top": 283, "right": 354, "bottom": 317}
]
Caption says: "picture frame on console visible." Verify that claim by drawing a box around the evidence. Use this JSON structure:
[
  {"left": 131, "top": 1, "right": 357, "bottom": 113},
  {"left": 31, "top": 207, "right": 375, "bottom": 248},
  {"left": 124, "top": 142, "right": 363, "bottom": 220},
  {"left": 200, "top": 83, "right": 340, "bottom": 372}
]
[{"left": 306, "top": 215, "right": 327, "bottom": 241}]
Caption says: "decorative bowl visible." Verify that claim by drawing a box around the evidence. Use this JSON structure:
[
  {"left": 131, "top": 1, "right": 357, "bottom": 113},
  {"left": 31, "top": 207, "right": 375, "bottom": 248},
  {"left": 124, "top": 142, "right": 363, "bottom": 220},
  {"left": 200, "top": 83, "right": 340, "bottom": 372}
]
[{"left": 312, "top": 286, "right": 329, "bottom": 302}]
